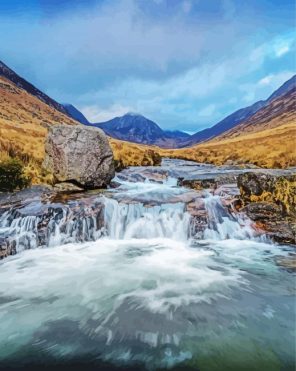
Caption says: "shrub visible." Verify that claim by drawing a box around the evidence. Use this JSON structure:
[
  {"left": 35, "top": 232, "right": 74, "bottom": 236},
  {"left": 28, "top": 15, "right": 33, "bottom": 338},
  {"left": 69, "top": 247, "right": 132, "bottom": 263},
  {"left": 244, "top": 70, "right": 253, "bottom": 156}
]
[{"left": 0, "top": 158, "right": 31, "bottom": 192}]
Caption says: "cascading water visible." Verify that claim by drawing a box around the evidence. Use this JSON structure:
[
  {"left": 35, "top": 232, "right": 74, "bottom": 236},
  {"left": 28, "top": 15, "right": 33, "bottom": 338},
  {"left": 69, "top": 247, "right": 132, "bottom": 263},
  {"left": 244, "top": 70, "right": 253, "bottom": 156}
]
[
  {"left": 0, "top": 160, "right": 294, "bottom": 370},
  {"left": 0, "top": 194, "right": 191, "bottom": 253},
  {"left": 103, "top": 197, "right": 190, "bottom": 240},
  {"left": 203, "top": 194, "right": 256, "bottom": 240}
]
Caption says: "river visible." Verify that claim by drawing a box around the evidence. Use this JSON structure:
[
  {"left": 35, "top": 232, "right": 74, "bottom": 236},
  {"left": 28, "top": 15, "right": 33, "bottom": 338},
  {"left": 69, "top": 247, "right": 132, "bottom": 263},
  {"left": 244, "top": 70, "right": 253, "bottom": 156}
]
[{"left": 0, "top": 159, "right": 295, "bottom": 370}]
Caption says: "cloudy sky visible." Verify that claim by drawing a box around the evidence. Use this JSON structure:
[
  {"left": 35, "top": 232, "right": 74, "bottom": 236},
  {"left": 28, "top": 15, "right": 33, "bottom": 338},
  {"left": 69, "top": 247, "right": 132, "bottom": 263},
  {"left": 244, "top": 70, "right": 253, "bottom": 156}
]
[{"left": 0, "top": 0, "right": 295, "bottom": 132}]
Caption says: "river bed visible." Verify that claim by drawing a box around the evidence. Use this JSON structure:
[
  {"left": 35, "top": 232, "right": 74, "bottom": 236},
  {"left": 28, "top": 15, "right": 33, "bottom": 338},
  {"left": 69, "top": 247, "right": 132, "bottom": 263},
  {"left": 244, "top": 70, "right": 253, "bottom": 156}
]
[{"left": 0, "top": 159, "right": 295, "bottom": 370}]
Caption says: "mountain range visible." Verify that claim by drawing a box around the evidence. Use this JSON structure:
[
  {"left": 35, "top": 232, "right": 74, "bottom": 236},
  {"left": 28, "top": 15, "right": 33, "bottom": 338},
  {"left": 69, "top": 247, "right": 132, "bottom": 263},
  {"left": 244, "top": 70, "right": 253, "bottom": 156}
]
[
  {"left": 0, "top": 59, "right": 295, "bottom": 171},
  {"left": 182, "top": 74, "right": 296, "bottom": 146},
  {"left": 62, "top": 74, "right": 295, "bottom": 149}
]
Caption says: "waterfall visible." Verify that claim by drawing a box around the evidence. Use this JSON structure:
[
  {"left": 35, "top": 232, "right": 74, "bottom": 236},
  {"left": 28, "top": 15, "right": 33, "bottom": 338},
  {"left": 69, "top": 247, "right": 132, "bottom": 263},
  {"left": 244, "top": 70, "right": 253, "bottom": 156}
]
[
  {"left": 103, "top": 197, "right": 190, "bottom": 241},
  {"left": 0, "top": 179, "right": 262, "bottom": 255},
  {"left": 0, "top": 203, "right": 105, "bottom": 253},
  {"left": 0, "top": 196, "right": 191, "bottom": 253},
  {"left": 203, "top": 194, "right": 255, "bottom": 240}
]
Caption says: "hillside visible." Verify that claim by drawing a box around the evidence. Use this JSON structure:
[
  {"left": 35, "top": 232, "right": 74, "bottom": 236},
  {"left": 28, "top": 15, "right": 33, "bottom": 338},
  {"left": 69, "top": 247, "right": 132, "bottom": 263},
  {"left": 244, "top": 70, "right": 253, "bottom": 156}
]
[
  {"left": 62, "top": 103, "right": 90, "bottom": 125},
  {"left": 0, "top": 60, "right": 69, "bottom": 116},
  {"left": 184, "top": 74, "right": 296, "bottom": 147},
  {"left": 218, "top": 83, "right": 295, "bottom": 139},
  {"left": 160, "top": 84, "right": 296, "bottom": 168},
  {"left": 161, "top": 122, "right": 295, "bottom": 168},
  {"left": 0, "top": 75, "right": 79, "bottom": 181},
  {"left": 0, "top": 64, "right": 162, "bottom": 181}
]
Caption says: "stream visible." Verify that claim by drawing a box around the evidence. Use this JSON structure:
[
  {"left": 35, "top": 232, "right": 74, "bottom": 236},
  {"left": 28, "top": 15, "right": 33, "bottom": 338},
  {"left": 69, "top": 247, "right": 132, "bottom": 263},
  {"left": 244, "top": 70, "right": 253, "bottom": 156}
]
[{"left": 0, "top": 159, "right": 295, "bottom": 370}]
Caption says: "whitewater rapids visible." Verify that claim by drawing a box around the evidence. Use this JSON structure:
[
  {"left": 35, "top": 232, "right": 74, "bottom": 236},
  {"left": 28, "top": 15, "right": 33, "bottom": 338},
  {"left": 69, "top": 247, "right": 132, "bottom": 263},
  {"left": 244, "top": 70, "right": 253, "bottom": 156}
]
[{"left": 0, "top": 160, "right": 295, "bottom": 370}]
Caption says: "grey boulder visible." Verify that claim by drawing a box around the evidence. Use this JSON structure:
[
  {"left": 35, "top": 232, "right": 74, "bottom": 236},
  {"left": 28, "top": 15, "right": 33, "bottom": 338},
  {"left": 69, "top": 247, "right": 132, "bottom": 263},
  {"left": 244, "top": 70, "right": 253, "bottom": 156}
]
[{"left": 43, "top": 125, "right": 115, "bottom": 189}]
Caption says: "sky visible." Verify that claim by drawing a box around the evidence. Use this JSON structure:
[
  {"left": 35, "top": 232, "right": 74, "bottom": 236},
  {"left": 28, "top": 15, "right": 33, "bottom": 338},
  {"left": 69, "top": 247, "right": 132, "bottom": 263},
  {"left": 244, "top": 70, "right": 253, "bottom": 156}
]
[{"left": 0, "top": 0, "right": 295, "bottom": 133}]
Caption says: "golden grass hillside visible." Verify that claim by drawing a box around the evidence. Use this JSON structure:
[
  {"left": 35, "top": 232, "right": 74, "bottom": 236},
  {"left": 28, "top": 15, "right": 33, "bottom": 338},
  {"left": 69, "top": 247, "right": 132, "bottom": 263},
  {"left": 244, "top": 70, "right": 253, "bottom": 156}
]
[
  {"left": 0, "top": 76, "right": 78, "bottom": 182},
  {"left": 109, "top": 138, "right": 161, "bottom": 168},
  {"left": 161, "top": 87, "right": 296, "bottom": 168},
  {"left": 0, "top": 76, "right": 162, "bottom": 183},
  {"left": 160, "top": 121, "right": 296, "bottom": 168},
  {"left": 1, "top": 71, "right": 295, "bottom": 187}
]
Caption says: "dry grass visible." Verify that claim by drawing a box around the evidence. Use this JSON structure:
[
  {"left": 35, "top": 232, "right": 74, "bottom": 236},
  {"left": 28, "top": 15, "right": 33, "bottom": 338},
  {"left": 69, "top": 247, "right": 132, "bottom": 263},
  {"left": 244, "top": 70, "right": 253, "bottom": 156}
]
[
  {"left": 109, "top": 138, "right": 161, "bottom": 167},
  {"left": 1, "top": 73, "right": 295, "bottom": 187},
  {"left": 160, "top": 121, "right": 296, "bottom": 168},
  {"left": 0, "top": 76, "right": 162, "bottom": 182},
  {"left": 0, "top": 76, "right": 78, "bottom": 183}
]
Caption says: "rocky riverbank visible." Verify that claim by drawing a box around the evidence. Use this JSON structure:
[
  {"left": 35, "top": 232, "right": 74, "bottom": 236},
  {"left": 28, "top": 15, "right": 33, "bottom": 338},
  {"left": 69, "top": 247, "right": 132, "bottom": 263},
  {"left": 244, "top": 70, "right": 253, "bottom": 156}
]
[{"left": 0, "top": 159, "right": 295, "bottom": 261}]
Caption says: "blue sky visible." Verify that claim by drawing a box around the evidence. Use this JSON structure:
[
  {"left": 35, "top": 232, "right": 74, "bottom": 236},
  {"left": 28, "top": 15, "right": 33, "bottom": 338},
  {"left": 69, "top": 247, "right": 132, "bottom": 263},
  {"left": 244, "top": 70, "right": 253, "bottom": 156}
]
[{"left": 0, "top": 0, "right": 295, "bottom": 132}]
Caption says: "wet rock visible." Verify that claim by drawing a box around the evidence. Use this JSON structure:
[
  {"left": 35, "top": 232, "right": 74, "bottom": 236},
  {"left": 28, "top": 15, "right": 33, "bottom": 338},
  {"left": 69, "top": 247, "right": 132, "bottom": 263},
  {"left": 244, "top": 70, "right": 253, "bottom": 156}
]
[
  {"left": 0, "top": 194, "right": 106, "bottom": 257},
  {"left": 109, "top": 181, "right": 121, "bottom": 189},
  {"left": 43, "top": 125, "right": 115, "bottom": 189},
  {"left": 178, "top": 178, "right": 217, "bottom": 190},
  {"left": 243, "top": 202, "right": 295, "bottom": 244},
  {"left": 275, "top": 256, "right": 296, "bottom": 271},
  {"left": 237, "top": 172, "right": 296, "bottom": 244},
  {"left": 238, "top": 172, "right": 296, "bottom": 215},
  {"left": 53, "top": 182, "right": 84, "bottom": 192},
  {"left": 0, "top": 185, "right": 55, "bottom": 215},
  {"left": 178, "top": 175, "right": 238, "bottom": 190}
]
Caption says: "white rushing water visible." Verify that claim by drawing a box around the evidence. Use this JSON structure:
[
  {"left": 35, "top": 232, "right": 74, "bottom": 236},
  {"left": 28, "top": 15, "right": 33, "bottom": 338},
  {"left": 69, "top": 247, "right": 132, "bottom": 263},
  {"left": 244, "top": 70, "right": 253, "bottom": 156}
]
[{"left": 0, "top": 162, "right": 295, "bottom": 370}]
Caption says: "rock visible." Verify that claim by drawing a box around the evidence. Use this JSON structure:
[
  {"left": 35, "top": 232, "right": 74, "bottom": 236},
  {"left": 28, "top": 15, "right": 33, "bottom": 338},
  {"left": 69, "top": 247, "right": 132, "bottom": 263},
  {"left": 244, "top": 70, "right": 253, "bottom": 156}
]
[
  {"left": 238, "top": 172, "right": 296, "bottom": 215},
  {"left": 238, "top": 173, "right": 296, "bottom": 244},
  {"left": 178, "top": 175, "right": 238, "bottom": 191},
  {"left": 0, "top": 185, "right": 54, "bottom": 214},
  {"left": 242, "top": 202, "right": 295, "bottom": 244},
  {"left": 43, "top": 125, "right": 115, "bottom": 189},
  {"left": 53, "top": 182, "right": 84, "bottom": 193},
  {"left": 275, "top": 256, "right": 296, "bottom": 271}
]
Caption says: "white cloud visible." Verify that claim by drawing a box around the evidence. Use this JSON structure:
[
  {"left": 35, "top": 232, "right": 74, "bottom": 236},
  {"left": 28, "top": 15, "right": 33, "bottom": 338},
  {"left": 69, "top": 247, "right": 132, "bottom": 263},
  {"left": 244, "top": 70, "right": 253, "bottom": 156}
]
[
  {"left": 258, "top": 71, "right": 294, "bottom": 88},
  {"left": 80, "top": 104, "right": 134, "bottom": 123},
  {"left": 258, "top": 75, "right": 273, "bottom": 86},
  {"left": 275, "top": 44, "right": 290, "bottom": 57},
  {"left": 241, "top": 70, "right": 295, "bottom": 103}
]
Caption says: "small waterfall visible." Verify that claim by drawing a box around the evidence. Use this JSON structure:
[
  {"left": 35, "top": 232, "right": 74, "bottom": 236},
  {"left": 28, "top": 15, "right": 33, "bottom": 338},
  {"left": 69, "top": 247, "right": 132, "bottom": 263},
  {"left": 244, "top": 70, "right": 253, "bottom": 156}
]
[
  {"left": 0, "top": 202, "right": 105, "bottom": 253},
  {"left": 0, "top": 197, "right": 191, "bottom": 254},
  {"left": 203, "top": 194, "right": 255, "bottom": 240},
  {"left": 103, "top": 197, "right": 190, "bottom": 241}
]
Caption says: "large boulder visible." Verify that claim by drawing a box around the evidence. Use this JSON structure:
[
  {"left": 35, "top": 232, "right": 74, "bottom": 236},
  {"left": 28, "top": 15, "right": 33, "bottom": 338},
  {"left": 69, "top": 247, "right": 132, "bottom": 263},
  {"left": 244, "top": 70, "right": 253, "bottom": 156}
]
[{"left": 43, "top": 125, "right": 115, "bottom": 189}]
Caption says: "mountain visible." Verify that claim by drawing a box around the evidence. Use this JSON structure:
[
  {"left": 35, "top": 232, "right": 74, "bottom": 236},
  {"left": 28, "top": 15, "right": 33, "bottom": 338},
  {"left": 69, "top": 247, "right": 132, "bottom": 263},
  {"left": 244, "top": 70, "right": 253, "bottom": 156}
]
[
  {"left": 0, "top": 60, "right": 69, "bottom": 116},
  {"left": 267, "top": 74, "right": 296, "bottom": 102},
  {"left": 92, "top": 112, "right": 187, "bottom": 148},
  {"left": 0, "top": 61, "right": 162, "bottom": 180},
  {"left": 164, "top": 130, "right": 190, "bottom": 139},
  {"left": 184, "top": 74, "right": 296, "bottom": 147},
  {"left": 218, "top": 79, "right": 296, "bottom": 139},
  {"left": 183, "top": 100, "right": 265, "bottom": 146},
  {"left": 62, "top": 104, "right": 90, "bottom": 125},
  {"left": 0, "top": 71, "right": 78, "bottom": 171},
  {"left": 160, "top": 76, "right": 296, "bottom": 168}
]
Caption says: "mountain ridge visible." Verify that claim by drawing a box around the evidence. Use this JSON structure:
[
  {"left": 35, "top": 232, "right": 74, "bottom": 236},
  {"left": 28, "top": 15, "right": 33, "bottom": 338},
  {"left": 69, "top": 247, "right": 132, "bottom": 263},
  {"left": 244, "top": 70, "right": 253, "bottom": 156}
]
[
  {"left": 184, "top": 74, "right": 296, "bottom": 146},
  {"left": 0, "top": 60, "right": 70, "bottom": 117}
]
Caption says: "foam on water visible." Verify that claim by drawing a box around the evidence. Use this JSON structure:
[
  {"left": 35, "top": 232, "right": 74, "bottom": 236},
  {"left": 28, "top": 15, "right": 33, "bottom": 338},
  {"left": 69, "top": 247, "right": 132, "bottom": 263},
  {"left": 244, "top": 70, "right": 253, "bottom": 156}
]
[{"left": 0, "top": 160, "right": 295, "bottom": 369}]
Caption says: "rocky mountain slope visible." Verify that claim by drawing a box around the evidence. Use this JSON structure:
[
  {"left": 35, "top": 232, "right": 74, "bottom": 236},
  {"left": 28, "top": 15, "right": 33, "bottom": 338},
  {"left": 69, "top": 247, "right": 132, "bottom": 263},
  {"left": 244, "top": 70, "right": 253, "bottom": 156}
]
[
  {"left": 0, "top": 60, "right": 69, "bottom": 116},
  {"left": 0, "top": 62, "right": 160, "bottom": 182},
  {"left": 92, "top": 112, "right": 187, "bottom": 148},
  {"left": 0, "top": 75, "right": 78, "bottom": 172},
  {"left": 184, "top": 74, "right": 295, "bottom": 146},
  {"left": 218, "top": 82, "right": 295, "bottom": 139},
  {"left": 62, "top": 103, "right": 90, "bottom": 125}
]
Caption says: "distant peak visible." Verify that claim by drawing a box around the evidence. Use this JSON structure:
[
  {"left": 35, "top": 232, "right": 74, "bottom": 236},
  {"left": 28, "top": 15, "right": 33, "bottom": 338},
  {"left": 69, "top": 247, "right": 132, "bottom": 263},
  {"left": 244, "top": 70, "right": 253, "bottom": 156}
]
[{"left": 124, "top": 111, "right": 143, "bottom": 117}]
